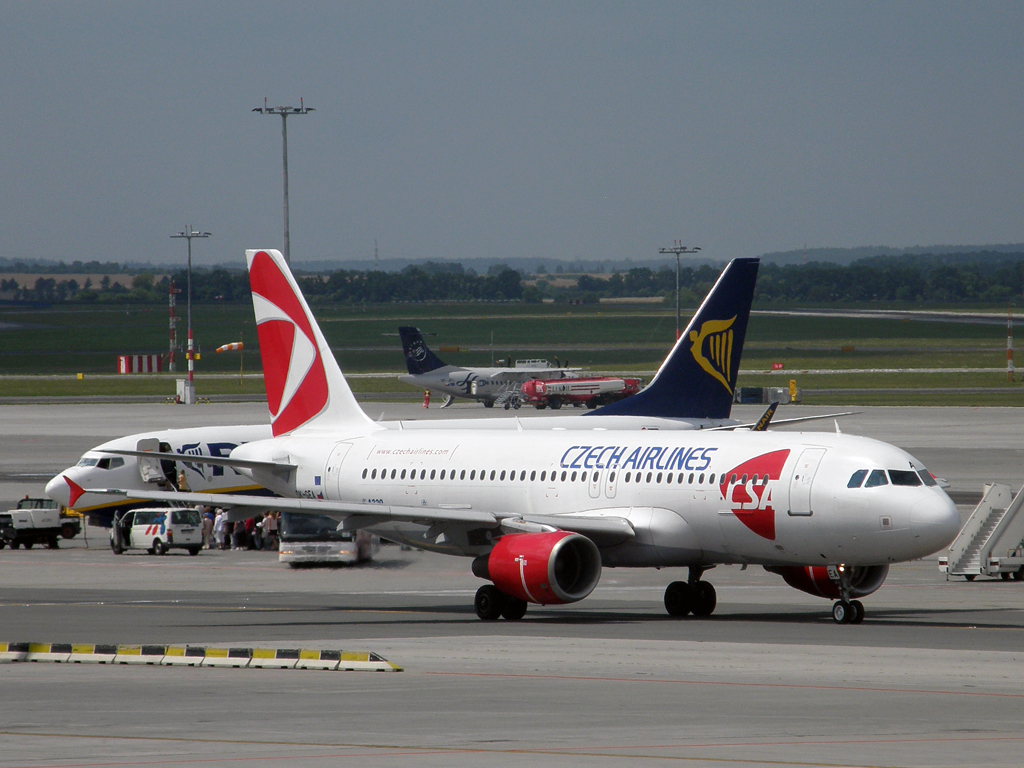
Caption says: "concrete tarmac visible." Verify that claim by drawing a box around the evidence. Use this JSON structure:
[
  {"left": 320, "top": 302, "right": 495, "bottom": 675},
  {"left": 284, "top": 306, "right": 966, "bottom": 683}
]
[{"left": 2, "top": 402, "right": 1024, "bottom": 767}]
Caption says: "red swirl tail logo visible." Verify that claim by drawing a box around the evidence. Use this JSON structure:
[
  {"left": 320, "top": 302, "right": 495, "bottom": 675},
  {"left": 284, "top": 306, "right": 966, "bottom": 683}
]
[
  {"left": 249, "top": 251, "right": 329, "bottom": 435},
  {"left": 719, "top": 449, "right": 790, "bottom": 540}
]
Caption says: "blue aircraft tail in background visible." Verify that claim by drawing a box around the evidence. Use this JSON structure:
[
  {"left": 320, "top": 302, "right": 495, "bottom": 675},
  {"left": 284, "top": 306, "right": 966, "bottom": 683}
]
[
  {"left": 589, "top": 258, "right": 760, "bottom": 421},
  {"left": 399, "top": 326, "right": 450, "bottom": 375}
]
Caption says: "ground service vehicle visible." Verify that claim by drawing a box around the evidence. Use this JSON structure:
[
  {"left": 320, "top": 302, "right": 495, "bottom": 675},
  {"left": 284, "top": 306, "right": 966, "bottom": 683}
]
[
  {"left": 278, "top": 512, "right": 378, "bottom": 567},
  {"left": 520, "top": 376, "right": 643, "bottom": 409},
  {"left": 110, "top": 507, "right": 203, "bottom": 556},
  {"left": 0, "top": 497, "right": 81, "bottom": 549}
]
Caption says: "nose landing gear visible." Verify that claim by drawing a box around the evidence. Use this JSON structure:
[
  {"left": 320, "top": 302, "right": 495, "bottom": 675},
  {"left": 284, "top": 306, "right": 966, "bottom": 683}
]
[{"left": 831, "top": 566, "right": 865, "bottom": 624}]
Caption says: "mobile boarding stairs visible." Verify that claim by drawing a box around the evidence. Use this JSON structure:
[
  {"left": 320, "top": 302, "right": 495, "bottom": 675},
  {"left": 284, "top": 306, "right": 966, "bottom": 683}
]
[{"left": 940, "top": 482, "right": 1024, "bottom": 581}]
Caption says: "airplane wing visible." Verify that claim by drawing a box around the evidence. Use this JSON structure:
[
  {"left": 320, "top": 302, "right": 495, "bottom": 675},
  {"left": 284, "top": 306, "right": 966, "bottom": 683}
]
[
  {"left": 705, "top": 410, "right": 858, "bottom": 431},
  {"left": 85, "top": 487, "right": 635, "bottom": 542}
]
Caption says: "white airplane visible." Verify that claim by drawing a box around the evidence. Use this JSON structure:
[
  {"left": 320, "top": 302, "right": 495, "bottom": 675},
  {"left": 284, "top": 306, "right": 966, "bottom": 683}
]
[
  {"left": 88, "top": 249, "right": 961, "bottom": 624},
  {"left": 397, "top": 326, "right": 578, "bottom": 408},
  {"left": 46, "top": 257, "right": 772, "bottom": 525}
]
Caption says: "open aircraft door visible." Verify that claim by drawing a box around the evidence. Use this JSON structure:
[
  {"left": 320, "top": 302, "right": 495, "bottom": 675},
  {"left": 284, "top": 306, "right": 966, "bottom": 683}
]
[{"left": 788, "top": 448, "right": 826, "bottom": 516}]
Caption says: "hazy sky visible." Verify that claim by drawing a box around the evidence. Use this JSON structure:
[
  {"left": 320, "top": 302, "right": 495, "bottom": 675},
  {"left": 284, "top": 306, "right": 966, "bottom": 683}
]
[{"left": 1, "top": 2, "right": 1022, "bottom": 268}]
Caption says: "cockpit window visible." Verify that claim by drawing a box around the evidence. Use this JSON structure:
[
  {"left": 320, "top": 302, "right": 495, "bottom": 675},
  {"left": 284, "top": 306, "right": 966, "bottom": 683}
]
[
  {"left": 95, "top": 457, "right": 125, "bottom": 470},
  {"left": 917, "top": 470, "right": 937, "bottom": 487},
  {"left": 77, "top": 458, "right": 98, "bottom": 467},
  {"left": 864, "top": 469, "right": 889, "bottom": 488},
  {"left": 889, "top": 469, "right": 922, "bottom": 487},
  {"left": 847, "top": 469, "right": 868, "bottom": 488}
]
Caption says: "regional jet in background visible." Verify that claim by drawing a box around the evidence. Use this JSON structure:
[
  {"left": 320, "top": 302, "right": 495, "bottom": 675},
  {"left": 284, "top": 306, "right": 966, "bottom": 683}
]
[
  {"left": 397, "top": 326, "right": 578, "bottom": 408},
  {"left": 90, "top": 249, "right": 960, "bottom": 624}
]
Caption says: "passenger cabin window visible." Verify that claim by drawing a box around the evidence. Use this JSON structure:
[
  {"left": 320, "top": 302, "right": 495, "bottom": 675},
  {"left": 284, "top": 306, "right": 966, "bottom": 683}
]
[
  {"left": 864, "top": 469, "right": 888, "bottom": 488},
  {"left": 847, "top": 469, "right": 868, "bottom": 488},
  {"left": 888, "top": 469, "right": 922, "bottom": 487},
  {"left": 918, "top": 470, "right": 937, "bottom": 487}
]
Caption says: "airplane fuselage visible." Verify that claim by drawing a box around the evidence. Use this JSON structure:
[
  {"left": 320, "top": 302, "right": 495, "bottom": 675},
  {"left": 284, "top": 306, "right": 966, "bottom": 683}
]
[{"left": 233, "top": 427, "right": 960, "bottom": 569}]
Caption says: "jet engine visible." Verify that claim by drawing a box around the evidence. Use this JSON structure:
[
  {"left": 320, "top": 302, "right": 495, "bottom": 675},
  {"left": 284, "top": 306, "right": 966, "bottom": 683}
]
[
  {"left": 767, "top": 565, "right": 889, "bottom": 600},
  {"left": 472, "top": 531, "right": 602, "bottom": 605}
]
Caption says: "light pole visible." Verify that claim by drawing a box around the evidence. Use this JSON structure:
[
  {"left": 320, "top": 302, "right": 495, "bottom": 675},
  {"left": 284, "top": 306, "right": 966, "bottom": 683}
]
[
  {"left": 253, "top": 97, "right": 314, "bottom": 265},
  {"left": 659, "top": 241, "right": 702, "bottom": 339},
  {"left": 171, "top": 226, "right": 211, "bottom": 404}
]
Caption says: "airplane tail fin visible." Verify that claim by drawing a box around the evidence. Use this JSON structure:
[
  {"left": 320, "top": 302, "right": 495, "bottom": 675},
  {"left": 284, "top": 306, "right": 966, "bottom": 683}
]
[
  {"left": 590, "top": 258, "right": 759, "bottom": 420},
  {"left": 246, "top": 249, "right": 378, "bottom": 436},
  {"left": 398, "top": 326, "right": 448, "bottom": 374}
]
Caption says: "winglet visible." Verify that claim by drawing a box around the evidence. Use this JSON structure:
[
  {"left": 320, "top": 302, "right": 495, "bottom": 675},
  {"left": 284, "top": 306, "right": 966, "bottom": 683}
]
[
  {"left": 588, "top": 258, "right": 759, "bottom": 420},
  {"left": 246, "top": 249, "right": 378, "bottom": 436}
]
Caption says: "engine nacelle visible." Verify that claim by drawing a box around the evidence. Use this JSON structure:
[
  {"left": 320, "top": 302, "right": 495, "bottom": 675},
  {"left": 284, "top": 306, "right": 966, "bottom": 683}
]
[
  {"left": 472, "top": 531, "right": 602, "bottom": 605},
  {"left": 767, "top": 565, "right": 889, "bottom": 600}
]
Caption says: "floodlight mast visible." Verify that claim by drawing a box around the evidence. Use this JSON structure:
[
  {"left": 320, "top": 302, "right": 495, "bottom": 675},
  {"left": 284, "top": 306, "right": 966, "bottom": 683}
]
[
  {"left": 170, "top": 226, "right": 211, "bottom": 404},
  {"left": 252, "top": 97, "right": 314, "bottom": 265},
  {"left": 659, "top": 241, "right": 702, "bottom": 339}
]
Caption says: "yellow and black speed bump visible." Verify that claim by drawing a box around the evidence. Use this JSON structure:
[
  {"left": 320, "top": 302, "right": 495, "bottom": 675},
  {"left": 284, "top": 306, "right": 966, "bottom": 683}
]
[{"left": 1, "top": 642, "right": 400, "bottom": 672}]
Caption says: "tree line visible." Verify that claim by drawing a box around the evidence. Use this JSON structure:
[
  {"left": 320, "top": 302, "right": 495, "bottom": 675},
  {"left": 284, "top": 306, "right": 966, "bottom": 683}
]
[{"left": 4, "top": 254, "right": 1024, "bottom": 306}]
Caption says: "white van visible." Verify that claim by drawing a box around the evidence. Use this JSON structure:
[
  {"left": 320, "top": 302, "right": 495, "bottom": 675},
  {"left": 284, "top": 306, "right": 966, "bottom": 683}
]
[{"left": 110, "top": 507, "right": 204, "bottom": 556}]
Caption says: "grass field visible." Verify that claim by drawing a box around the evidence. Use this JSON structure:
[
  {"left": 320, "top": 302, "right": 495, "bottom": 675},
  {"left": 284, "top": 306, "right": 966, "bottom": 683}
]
[{"left": 2, "top": 300, "right": 1022, "bottom": 405}]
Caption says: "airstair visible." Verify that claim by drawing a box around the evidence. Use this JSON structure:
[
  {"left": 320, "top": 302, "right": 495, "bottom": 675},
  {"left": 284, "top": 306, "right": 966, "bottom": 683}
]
[{"left": 941, "top": 482, "right": 1024, "bottom": 581}]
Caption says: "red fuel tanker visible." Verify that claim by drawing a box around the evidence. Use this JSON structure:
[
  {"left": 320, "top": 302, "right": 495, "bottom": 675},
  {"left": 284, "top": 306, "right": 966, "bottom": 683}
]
[{"left": 520, "top": 376, "right": 643, "bottom": 410}]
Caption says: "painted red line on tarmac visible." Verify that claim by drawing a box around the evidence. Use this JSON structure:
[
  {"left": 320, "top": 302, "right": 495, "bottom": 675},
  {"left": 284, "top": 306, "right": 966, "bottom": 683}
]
[
  {"left": 3, "top": 749, "right": 471, "bottom": 768},
  {"left": 422, "top": 670, "right": 1024, "bottom": 699}
]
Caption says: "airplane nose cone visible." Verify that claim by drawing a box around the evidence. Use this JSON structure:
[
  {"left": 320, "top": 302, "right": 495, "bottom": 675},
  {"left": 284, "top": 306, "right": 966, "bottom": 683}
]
[
  {"left": 45, "top": 473, "right": 72, "bottom": 506},
  {"left": 910, "top": 492, "right": 962, "bottom": 553}
]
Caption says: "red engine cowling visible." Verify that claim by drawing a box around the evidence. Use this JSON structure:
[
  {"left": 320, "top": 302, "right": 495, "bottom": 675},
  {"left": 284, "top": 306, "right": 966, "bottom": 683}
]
[
  {"left": 768, "top": 565, "right": 889, "bottom": 600},
  {"left": 475, "top": 531, "right": 602, "bottom": 605}
]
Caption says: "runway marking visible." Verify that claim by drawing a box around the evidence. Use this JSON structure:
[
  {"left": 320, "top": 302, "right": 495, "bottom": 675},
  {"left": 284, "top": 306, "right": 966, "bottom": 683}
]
[
  {"left": 421, "top": 670, "right": 1024, "bottom": 699},
  {"left": 1, "top": 730, "right": 1023, "bottom": 767}
]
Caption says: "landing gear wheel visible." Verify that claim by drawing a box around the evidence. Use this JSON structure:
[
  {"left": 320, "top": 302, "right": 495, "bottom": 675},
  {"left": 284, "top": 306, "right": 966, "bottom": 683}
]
[
  {"left": 474, "top": 585, "right": 504, "bottom": 621},
  {"left": 153, "top": 539, "right": 167, "bottom": 556},
  {"left": 501, "top": 597, "right": 528, "bottom": 621},
  {"left": 483, "top": 401, "right": 494, "bottom": 409},
  {"left": 850, "top": 600, "right": 865, "bottom": 624},
  {"left": 664, "top": 581, "right": 693, "bottom": 617},
  {"left": 832, "top": 600, "right": 854, "bottom": 624},
  {"left": 691, "top": 581, "right": 717, "bottom": 617}
]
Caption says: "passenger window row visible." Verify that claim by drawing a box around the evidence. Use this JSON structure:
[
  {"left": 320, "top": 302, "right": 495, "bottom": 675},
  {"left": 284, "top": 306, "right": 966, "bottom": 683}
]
[
  {"left": 847, "top": 468, "right": 937, "bottom": 488},
  {"left": 357, "top": 467, "right": 735, "bottom": 487}
]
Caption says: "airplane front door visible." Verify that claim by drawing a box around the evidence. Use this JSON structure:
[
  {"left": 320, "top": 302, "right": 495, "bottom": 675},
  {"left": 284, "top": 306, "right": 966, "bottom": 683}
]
[{"left": 789, "top": 448, "right": 826, "bottom": 516}]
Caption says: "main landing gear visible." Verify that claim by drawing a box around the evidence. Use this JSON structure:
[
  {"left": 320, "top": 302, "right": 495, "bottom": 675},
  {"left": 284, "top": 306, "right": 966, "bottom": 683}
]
[
  {"left": 831, "top": 566, "right": 865, "bottom": 624},
  {"left": 475, "top": 584, "right": 528, "bottom": 621},
  {"left": 664, "top": 567, "right": 717, "bottom": 618}
]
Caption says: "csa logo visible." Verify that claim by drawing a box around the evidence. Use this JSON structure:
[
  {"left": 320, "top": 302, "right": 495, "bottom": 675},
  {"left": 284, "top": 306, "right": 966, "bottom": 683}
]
[
  {"left": 249, "top": 251, "right": 329, "bottom": 436},
  {"left": 719, "top": 449, "right": 790, "bottom": 540},
  {"left": 689, "top": 316, "right": 736, "bottom": 393}
]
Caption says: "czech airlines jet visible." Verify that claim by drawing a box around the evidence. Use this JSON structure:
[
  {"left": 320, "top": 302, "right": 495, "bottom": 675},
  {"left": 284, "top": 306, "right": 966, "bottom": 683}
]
[
  {"left": 46, "top": 257, "right": 772, "bottom": 524},
  {"left": 398, "top": 326, "right": 578, "bottom": 408},
  {"left": 90, "top": 249, "right": 961, "bottom": 624}
]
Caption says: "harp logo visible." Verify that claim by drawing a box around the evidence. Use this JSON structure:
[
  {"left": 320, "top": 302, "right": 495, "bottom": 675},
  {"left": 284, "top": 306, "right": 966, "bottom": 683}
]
[
  {"left": 249, "top": 251, "right": 329, "bottom": 436},
  {"left": 689, "top": 316, "right": 737, "bottom": 393}
]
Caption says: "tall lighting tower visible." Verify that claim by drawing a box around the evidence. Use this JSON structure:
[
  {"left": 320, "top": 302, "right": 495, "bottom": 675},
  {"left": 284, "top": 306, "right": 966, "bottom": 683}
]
[
  {"left": 659, "top": 241, "right": 702, "bottom": 339},
  {"left": 253, "top": 97, "right": 314, "bottom": 265},
  {"left": 170, "top": 226, "right": 212, "bottom": 405}
]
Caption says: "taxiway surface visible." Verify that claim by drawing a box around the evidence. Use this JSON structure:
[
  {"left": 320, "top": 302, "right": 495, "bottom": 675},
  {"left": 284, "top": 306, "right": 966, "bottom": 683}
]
[{"left": 2, "top": 402, "right": 1024, "bottom": 767}]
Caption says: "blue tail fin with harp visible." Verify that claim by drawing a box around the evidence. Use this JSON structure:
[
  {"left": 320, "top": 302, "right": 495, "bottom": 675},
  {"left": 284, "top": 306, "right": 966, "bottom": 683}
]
[{"left": 589, "top": 258, "right": 759, "bottom": 420}]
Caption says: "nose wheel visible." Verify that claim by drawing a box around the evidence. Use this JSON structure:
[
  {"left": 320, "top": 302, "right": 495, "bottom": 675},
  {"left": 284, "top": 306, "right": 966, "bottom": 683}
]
[{"left": 831, "top": 599, "right": 865, "bottom": 624}]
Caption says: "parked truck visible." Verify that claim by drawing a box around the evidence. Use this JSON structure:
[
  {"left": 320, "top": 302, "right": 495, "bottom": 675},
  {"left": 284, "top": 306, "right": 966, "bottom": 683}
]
[
  {"left": 519, "top": 376, "right": 643, "bottom": 410},
  {"left": 0, "top": 497, "right": 82, "bottom": 550}
]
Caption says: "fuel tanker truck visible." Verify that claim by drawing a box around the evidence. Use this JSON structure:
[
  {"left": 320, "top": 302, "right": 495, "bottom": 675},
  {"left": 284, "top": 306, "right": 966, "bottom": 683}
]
[{"left": 519, "top": 376, "right": 643, "bottom": 410}]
